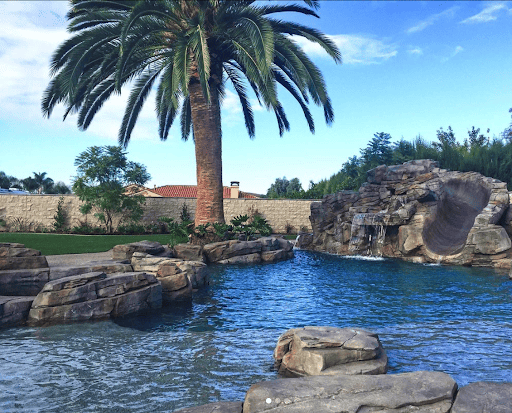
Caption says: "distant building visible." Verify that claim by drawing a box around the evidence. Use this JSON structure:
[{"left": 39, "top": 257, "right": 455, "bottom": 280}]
[
  {"left": 125, "top": 181, "right": 261, "bottom": 199},
  {"left": 0, "top": 188, "right": 29, "bottom": 195}
]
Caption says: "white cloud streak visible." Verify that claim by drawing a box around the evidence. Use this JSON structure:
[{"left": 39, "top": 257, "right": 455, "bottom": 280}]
[
  {"left": 407, "top": 6, "right": 459, "bottom": 34},
  {"left": 292, "top": 34, "right": 397, "bottom": 65},
  {"left": 407, "top": 47, "right": 423, "bottom": 55},
  {"left": 442, "top": 45, "right": 464, "bottom": 62},
  {"left": 460, "top": 2, "right": 510, "bottom": 24}
]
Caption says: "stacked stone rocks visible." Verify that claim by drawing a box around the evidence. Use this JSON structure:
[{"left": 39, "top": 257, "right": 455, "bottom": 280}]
[
  {"left": 28, "top": 271, "right": 161, "bottom": 325},
  {"left": 0, "top": 243, "right": 48, "bottom": 327},
  {"left": 200, "top": 237, "right": 294, "bottom": 264},
  {"left": 1, "top": 238, "right": 293, "bottom": 329},
  {"left": 298, "top": 159, "right": 512, "bottom": 269},
  {"left": 174, "top": 326, "right": 512, "bottom": 413}
]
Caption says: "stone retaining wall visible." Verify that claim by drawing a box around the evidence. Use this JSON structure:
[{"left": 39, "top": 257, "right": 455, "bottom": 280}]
[{"left": 0, "top": 195, "right": 313, "bottom": 234}]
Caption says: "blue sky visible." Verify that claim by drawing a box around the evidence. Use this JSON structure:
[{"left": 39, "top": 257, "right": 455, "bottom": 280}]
[{"left": 1, "top": 1, "right": 511, "bottom": 194}]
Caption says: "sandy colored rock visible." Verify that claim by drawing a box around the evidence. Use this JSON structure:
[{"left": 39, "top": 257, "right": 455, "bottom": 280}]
[
  {"left": 274, "top": 326, "right": 387, "bottom": 377},
  {"left": 112, "top": 240, "right": 166, "bottom": 260},
  {"left": 173, "top": 244, "right": 204, "bottom": 262}
]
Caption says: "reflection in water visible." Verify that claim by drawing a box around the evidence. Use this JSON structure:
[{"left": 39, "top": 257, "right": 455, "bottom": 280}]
[{"left": 1, "top": 251, "right": 511, "bottom": 412}]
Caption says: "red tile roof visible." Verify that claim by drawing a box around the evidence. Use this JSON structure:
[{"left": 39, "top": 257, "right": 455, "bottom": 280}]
[{"left": 148, "top": 185, "right": 260, "bottom": 199}]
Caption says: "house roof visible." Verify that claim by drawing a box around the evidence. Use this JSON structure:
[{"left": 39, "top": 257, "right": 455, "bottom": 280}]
[{"left": 151, "top": 185, "right": 260, "bottom": 199}]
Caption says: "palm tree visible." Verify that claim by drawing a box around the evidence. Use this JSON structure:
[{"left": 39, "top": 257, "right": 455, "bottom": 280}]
[
  {"left": 42, "top": 0, "right": 340, "bottom": 225},
  {"left": 32, "top": 172, "right": 55, "bottom": 194}
]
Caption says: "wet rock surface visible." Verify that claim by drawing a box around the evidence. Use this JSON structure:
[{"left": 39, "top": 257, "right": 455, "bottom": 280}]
[
  {"left": 274, "top": 326, "right": 387, "bottom": 377},
  {"left": 243, "top": 371, "right": 456, "bottom": 413},
  {"left": 0, "top": 295, "right": 35, "bottom": 327},
  {"left": 173, "top": 401, "right": 243, "bottom": 413},
  {"left": 451, "top": 382, "right": 512, "bottom": 413},
  {"left": 28, "top": 271, "right": 162, "bottom": 325}
]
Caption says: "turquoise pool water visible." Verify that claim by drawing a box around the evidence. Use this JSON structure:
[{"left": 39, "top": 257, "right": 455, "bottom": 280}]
[{"left": 1, "top": 251, "right": 511, "bottom": 412}]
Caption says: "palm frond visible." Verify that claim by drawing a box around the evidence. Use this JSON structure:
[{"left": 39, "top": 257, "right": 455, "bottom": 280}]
[{"left": 119, "top": 68, "right": 162, "bottom": 147}]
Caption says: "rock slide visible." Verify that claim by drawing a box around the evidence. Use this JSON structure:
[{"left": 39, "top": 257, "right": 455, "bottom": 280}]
[{"left": 298, "top": 160, "right": 512, "bottom": 269}]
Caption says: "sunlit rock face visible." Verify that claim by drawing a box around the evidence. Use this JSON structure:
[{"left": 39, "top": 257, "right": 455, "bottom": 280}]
[{"left": 300, "top": 160, "right": 512, "bottom": 269}]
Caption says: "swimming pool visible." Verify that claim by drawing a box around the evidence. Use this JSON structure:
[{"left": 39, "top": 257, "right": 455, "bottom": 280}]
[{"left": 1, "top": 250, "right": 511, "bottom": 412}]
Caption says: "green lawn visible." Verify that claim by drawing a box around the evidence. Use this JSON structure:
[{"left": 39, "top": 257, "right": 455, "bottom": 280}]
[{"left": 0, "top": 233, "right": 176, "bottom": 255}]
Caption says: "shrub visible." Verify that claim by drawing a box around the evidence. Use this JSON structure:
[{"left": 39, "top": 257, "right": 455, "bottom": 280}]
[
  {"left": 117, "top": 222, "right": 145, "bottom": 235},
  {"left": 53, "top": 196, "right": 67, "bottom": 232},
  {"left": 8, "top": 217, "right": 34, "bottom": 232}
]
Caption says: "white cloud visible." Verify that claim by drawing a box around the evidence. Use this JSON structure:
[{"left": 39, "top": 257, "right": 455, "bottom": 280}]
[
  {"left": 292, "top": 34, "right": 397, "bottom": 65},
  {"left": 407, "top": 47, "right": 423, "bottom": 55},
  {"left": 442, "top": 45, "right": 464, "bottom": 62},
  {"left": 407, "top": 6, "right": 459, "bottom": 34},
  {"left": 460, "top": 2, "right": 509, "bottom": 24},
  {"left": 0, "top": 2, "right": 164, "bottom": 143}
]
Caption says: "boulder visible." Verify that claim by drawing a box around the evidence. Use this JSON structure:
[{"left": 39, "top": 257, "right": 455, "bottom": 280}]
[
  {"left": 173, "top": 244, "right": 205, "bottom": 262},
  {"left": 295, "top": 233, "right": 313, "bottom": 249},
  {"left": 468, "top": 225, "right": 512, "bottom": 255},
  {"left": 218, "top": 253, "right": 262, "bottom": 265},
  {"left": 157, "top": 262, "right": 192, "bottom": 303},
  {"left": 0, "top": 268, "right": 51, "bottom": 296},
  {"left": 48, "top": 262, "right": 133, "bottom": 281},
  {"left": 243, "top": 371, "right": 456, "bottom": 413},
  {"left": 131, "top": 253, "right": 175, "bottom": 273},
  {"left": 274, "top": 326, "right": 387, "bottom": 377},
  {"left": 451, "top": 382, "right": 512, "bottom": 413},
  {"left": 0, "top": 295, "right": 35, "bottom": 328},
  {"left": 112, "top": 240, "right": 166, "bottom": 261},
  {"left": 28, "top": 271, "right": 161, "bottom": 325},
  {"left": 0, "top": 246, "right": 41, "bottom": 257},
  {"left": 173, "top": 401, "right": 243, "bottom": 413},
  {"left": 261, "top": 250, "right": 294, "bottom": 263},
  {"left": 399, "top": 224, "right": 423, "bottom": 253},
  {"left": 174, "top": 261, "right": 208, "bottom": 289},
  {"left": 0, "top": 256, "right": 48, "bottom": 271},
  {"left": 203, "top": 241, "right": 233, "bottom": 263},
  {"left": 258, "top": 237, "right": 281, "bottom": 252}
]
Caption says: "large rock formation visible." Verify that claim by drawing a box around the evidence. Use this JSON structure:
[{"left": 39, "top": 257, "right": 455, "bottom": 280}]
[
  {"left": 131, "top": 252, "right": 209, "bottom": 303},
  {"left": 0, "top": 243, "right": 50, "bottom": 296},
  {"left": 299, "top": 160, "right": 512, "bottom": 268},
  {"left": 28, "top": 271, "right": 162, "bottom": 325},
  {"left": 274, "top": 326, "right": 387, "bottom": 377},
  {"left": 243, "top": 371, "right": 457, "bottom": 413},
  {"left": 203, "top": 237, "right": 294, "bottom": 264}
]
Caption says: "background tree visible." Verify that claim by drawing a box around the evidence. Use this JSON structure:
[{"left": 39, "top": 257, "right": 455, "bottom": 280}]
[
  {"left": 32, "top": 172, "right": 55, "bottom": 194},
  {"left": 0, "top": 172, "right": 19, "bottom": 190},
  {"left": 42, "top": 0, "right": 340, "bottom": 226},
  {"left": 72, "top": 146, "right": 151, "bottom": 233},
  {"left": 266, "top": 177, "right": 304, "bottom": 198}
]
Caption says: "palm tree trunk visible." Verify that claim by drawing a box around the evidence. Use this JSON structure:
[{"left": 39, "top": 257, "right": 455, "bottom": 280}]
[{"left": 189, "top": 82, "right": 225, "bottom": 225}]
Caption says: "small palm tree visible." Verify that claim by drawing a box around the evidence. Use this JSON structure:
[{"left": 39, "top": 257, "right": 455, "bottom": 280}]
[{"left": 42, "top": 0, "right": 340, "bottom": 225}]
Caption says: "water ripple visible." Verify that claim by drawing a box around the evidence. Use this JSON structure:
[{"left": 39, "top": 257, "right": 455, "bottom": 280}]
[{"left": 0, "top": 251, "right": 511, "bottom": 412}]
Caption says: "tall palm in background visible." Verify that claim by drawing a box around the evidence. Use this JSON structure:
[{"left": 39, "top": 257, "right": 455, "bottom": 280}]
[{"left": 43, "top": 0, "right": 340, "bottom": 225}]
